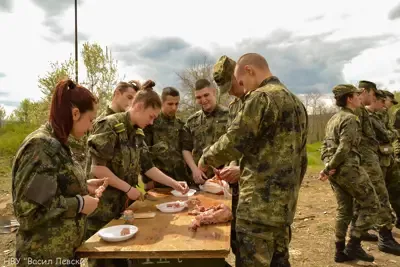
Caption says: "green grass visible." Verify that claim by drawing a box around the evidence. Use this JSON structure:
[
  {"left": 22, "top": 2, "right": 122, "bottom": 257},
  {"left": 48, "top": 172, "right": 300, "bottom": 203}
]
[
  {"left": 0, "top": 122, "right": 39, "bottom": 157},
  {"left": 307, "top": 141, "right": 323, "bottom": 170}
]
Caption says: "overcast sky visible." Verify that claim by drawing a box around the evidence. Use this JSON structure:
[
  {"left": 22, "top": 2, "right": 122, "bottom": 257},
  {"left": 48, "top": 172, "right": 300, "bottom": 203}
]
[{"left": 1, "top": 0, "right": 400, "bottom": 115}]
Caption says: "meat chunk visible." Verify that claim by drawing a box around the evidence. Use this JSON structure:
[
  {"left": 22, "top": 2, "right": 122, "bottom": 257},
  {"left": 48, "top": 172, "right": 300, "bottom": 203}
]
[
  {"left": 120, "top": 227, "right": 130, "bottom": 236},
  {"left": 188, "top": 203, "right": 232, "bottom": 231},
  {"left": 95, "top": 178, "right": 109, "bottom": 198}
]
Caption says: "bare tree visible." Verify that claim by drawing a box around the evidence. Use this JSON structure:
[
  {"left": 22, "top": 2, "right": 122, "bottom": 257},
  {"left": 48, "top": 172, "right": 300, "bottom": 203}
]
[{"left": 176, "top": 56, "right": 233, "bottom": 120}]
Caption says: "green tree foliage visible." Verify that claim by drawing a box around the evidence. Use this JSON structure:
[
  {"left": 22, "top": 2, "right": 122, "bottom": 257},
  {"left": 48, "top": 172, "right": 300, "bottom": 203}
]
[{"left": 81, "top": 42, "right": 119, "bottom": 114}]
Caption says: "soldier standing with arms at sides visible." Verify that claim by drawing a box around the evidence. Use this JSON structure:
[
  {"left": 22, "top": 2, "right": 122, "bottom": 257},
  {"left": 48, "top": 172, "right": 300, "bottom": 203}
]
[
  {"left": 212, "top": 55, "right": 245, "bottom": 259},
  {"left": 320, "top": 84, "right": 379, "bottom": 262},
  {"left": 198, "top": 53, "right": 308, "bottom": 267},
  {"left": 182, "top": 79, "right": 229, "bottom": 184},
  {"left": 12, "top": 79, "right": 105, "bottom": 266},
  {"left": 354, "top": 80, "right": 400, "bottom": 256},
  {"left": 69, "top": 80, "right": 141, "bottom": 168},
  {"left": 143, "top": 86, "right": 192, "bottom": 190},
  {"left": 86, "top": 82, "right": 188, "bottom": 267},
  {"left": 381, "top": 90, "right": 400, "bottom": 229}
]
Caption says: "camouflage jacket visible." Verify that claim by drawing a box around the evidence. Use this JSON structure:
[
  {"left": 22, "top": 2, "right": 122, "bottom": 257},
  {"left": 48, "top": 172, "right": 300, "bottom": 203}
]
[
  {"left": 86, "top": 111, "right": 154, "bottom": 229},
  {"left": 182, "top": 105, "right": 229, "bottom": 178},
  {"left": 355, "top": 106, "right": 379, "bottom": 155},
  {"left": 67, "top": 135, "right": 87, "bottom": 169},
  {"left": 95, "top": 106, "right": 116, "bottom": 123},
  {"left": 142, "top": 113, "right": 190, "bottom": 185},
  {"left": 12, "top": 123, "right": 87, "bottom": 261},
  {"left": 390, "top": 108, "right": 400, "bottom": 158},
  {"left": 368, "top": 110, "right": 395, "bottom": 167},
  {"left": 199, "top": 76, "right": 308, "bottom": 227},
  {"left": 227, "top": 97, "right": 244, "bottom": 167},
  {"left": 321, "top": 108, "right": 362, "bottom": 169}
]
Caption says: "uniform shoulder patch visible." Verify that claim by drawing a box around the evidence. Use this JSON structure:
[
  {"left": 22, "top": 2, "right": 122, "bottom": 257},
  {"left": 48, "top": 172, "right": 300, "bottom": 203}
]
[
  {"left": 135, "top": 128, "right": 145, "bottom": 136},
  {"left": 113, "top": 122, "right": 126, "bottom": 133}
]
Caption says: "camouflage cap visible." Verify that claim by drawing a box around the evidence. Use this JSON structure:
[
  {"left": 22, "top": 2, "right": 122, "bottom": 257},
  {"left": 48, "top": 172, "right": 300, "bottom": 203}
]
[
  {"left": 332, "top": 84, "right": 363, "bottom": 98},
  {"left": 382, "top": 90, "right": 398, "bottom": 104},
  {"left": 375, "top": 90, "right": 386, "bottom": 100},
  {"left": 358, "top": 80, "right": 378, "bottom": 93},
  {"left": 213, "top": 55, "right": 236, "bottom": 94}
]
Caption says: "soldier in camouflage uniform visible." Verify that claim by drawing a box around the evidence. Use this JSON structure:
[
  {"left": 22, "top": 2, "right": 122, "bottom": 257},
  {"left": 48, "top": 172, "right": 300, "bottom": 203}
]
[
  {"left": 12, "top": 80, "right": 102, "bottom": 266},
  {"left": 199, "top": 53, "right": 308, "bottom": 267},
  {"left": 182, "top": 78, "right": 229, "bottom": 184},
  {"left": 381, "top": 90, "right": 400, "bottom": 229},
  {"left": 143, "top": 87, "right": 191, "bottom": 189},
  {"left": 212, "top": 55, "right": 245, "bottom": 259},
  {"left": 68, "top": 81, "right": 141, "bottom": 169},
  {"left": 320, "top": 84, "right": 379, "bottom": 262},
  {"left": 86, "top": 84, "right": 188, "bottom": 267},
  {"left": 354, "top": 80, "right": 400, "bottom": 256}
]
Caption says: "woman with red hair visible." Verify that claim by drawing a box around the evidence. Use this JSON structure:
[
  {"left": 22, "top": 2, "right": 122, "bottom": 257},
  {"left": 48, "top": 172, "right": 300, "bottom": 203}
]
[{"left": 12, "top": 79, "right": 105, "bottom": 266}]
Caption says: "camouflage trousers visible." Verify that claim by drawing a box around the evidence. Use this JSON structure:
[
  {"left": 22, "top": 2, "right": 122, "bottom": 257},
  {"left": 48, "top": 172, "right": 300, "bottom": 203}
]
[
  {"left": 356, "top": 153, "right": 393, "bottom": 230},
  {"left": 231, "top": 182, "right": 239, "bottom": 256},
  {"left": 382, "top": 159, "right": 400, "bottom": 221},
  {"left": 329, "top": 160, "right": 379, "bottom": 242},
  {"left": 235, "top": 219, "right": 291, "bottom": 267}
]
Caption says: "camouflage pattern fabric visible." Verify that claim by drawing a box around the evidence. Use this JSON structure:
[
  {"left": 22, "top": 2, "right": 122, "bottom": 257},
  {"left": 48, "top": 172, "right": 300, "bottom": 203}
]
[
  {"left": 199, "top": 76, "right": 308, "bottom": 227},
  {"left": 86, "top": 112, "right": 154, "bottom": 267},
  {"left": 95, "top": 106, "right": 115, "bottom": 123},
  {"left": 86, "top": 111, "right": 154, "bottom": 228},
  {"left": 321, "top": 107, "right": 379, "bottom": 241},
  {"left": 355, "top": 107, "right": 393, "bottom": 230},
  {"left": 67, "top": 135, "right": 87, "bottom": 169},
  {"left": 182, "top": 105, "right": 229, "bottom": 178},
  {"left": 142, "top": 113, "right": 191, "bottom": 187},
  {"left": 391, "top": 107, "right": 400, "bottom": 159},
  {"left": 213, "top": 55, "right": 236, "bottom": 94},
  {"left": 236, "top": 219, "right": 291, "bottom": 267},
  {"left": 12, "top": 123, "right": 88, "bottom": 266}
]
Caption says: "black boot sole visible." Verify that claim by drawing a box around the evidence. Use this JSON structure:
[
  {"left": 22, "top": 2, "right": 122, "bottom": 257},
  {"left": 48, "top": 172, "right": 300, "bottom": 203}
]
[{"left": 378, "top": 246, "right": 400, "bottom": 256}]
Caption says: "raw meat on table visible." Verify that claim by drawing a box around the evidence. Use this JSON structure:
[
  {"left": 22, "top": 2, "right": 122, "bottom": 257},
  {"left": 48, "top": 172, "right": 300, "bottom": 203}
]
[{"left": 188, "top": 203, "right": 232, "bottom": 231}]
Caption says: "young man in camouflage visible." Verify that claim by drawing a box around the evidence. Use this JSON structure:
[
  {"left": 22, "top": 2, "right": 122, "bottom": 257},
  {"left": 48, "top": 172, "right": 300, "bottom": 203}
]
[
  {"left": 143, "top": 87, "right": 191, "bottom": 189},
  {"left": 182, "top": 78, "right": 229, "bottom": 184},
  {"left": 199, "top": 53, "right": 308, "bottom": 267},
  {"left": 212, "top": 55, "right": 245, "bottom": 259},
  {"left": 320, "top": 84, "right": 379, "bottom": 262},
  {"left": 354, "top": 80, "right": 400, "bottom": 256}
]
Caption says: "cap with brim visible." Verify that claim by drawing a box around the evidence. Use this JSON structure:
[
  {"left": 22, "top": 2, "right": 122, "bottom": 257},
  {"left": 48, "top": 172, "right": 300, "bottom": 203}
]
[
  {"left": 358, "top": 80, "right": 378, "bottom": 94},
  {"left": 333, "top": 84, "right": 363, "bottom": 98},
  {"left": 213, "top": 55, "right": 236, "bottom": 94},
  {"left": 375, "top": 90, "right": 386, "bottom": 100},
  {"left": 382, "top": 90, "right": 398, "bottom": 104}
]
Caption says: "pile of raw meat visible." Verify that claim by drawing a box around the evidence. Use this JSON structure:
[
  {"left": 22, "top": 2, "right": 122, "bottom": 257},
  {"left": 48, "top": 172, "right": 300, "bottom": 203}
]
[{"left": 188, "top": 198, "right": 233, "bottom": 231}]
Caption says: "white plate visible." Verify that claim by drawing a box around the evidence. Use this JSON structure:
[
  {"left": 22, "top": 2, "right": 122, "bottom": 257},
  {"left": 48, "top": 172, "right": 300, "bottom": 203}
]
[
  {"left": 156, "top": 201, "right": 187, "bottom": 213},
  {"left": 98, "top": 225, "right": 138, "bottom": 242},
  {"left": 171, "top": 189, "right": 196, "bottom": 197}
]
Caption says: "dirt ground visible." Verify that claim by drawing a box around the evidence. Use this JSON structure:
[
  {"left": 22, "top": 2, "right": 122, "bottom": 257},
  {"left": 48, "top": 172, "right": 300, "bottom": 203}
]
[{"left": 1, "top": 168, "right": 400, "bottom": 267}]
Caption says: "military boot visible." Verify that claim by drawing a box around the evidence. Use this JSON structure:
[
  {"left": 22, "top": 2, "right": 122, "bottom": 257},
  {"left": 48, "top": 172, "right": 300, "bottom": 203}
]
[
  {"left": 334, "top": 241, "right": 354, "bottom": 263},
  {"left": 344, "top": 237, "right": 374, "bottom": 262},
  {"left": 378, "top": 228, "right": 400, "bottom": 256},
  {"left": 360, "top": 232, "right": 378, "bottom": 242}
]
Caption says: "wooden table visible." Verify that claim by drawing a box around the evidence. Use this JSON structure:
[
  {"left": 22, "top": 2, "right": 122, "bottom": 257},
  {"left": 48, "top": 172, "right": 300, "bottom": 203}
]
[{"left": 76, "top": 191, "right": 232, "bottom": 266}]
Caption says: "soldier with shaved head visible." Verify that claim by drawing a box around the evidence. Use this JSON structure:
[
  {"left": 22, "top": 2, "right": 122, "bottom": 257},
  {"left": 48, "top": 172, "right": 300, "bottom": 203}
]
[{"left": 199, "top": 53, "right": 308, "bottom": 266}]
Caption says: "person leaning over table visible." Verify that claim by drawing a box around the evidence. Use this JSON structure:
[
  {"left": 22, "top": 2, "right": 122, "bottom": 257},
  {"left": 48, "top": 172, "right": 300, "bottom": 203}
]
[
  {"left": 143, "top": 86, "right": 192, "bottom": 190},
  {"left": 12, "top": 79, "right": 106, "bottom": 267},
  {"left": 198, "top": 53, "right": 308, "bottom": 267},
  {"left": 212, "top": 55, "right": 245, "bottom": 260},
  {"left": 86, "top": 80, "right": 189, "bottom": 267}
]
